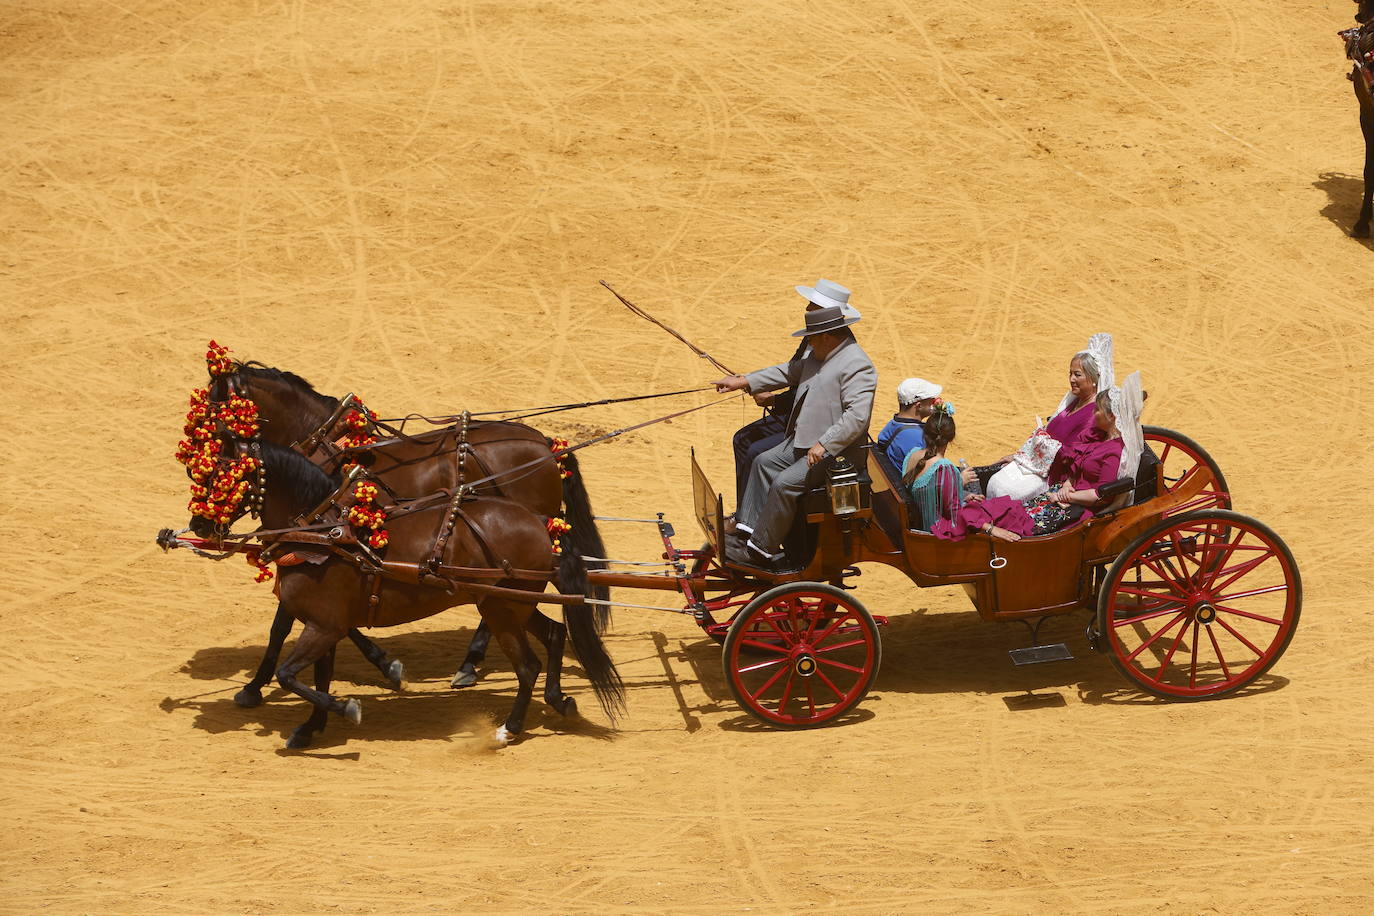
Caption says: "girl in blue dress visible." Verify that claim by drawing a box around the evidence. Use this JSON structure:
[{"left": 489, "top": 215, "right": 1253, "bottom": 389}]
[{"left": 901, "top": 405, "right": 963, "bottom": 532}]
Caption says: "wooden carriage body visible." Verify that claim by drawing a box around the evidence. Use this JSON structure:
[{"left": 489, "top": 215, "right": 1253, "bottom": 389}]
[{"left": 687, "top": 440, "right": 1218, "bottom": 622}]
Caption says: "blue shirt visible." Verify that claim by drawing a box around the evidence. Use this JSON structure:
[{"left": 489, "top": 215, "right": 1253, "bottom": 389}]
[{"left": 877, "top": 416, "right": 926, "bottom": 471}]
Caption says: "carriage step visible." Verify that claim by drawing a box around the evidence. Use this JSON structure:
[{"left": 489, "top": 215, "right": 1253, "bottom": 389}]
[{"left": 1008, "top": 643, "right": 1074, "bottom": 665}]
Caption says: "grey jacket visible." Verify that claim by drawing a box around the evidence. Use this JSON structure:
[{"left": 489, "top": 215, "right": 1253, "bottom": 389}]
[{"left": 745, "top": 336, "right": 878, "bottom": 455}]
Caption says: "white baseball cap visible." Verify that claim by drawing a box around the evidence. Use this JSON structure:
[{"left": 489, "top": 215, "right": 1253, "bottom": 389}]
[{"left": 897, "top": 377, "right": 942, "bottom": 407}]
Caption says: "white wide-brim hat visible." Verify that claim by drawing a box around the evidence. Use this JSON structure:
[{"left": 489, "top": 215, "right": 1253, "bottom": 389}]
[
  {"left": 897, "top": 377, "right": 942, "bottom": 406},
  {"left": 797, "top": 278, "right": 861, "bottom": 319}
]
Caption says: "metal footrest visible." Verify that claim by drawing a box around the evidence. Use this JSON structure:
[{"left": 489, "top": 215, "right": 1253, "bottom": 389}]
[{"left": 1008, "top": 643, "right": 1074, "bottom": 666}]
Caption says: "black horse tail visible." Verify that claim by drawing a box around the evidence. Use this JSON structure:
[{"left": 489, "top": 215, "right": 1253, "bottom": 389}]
[
  {"left": 556, "top": 447, "right": 612, "bottom": 634},
  {"left": 562, "top": 550, "right": 626, "bottom": 722}
]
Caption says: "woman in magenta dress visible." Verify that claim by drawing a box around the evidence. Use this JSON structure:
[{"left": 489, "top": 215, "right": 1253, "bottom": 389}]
[
  {"left": 980, "top": 333, "right": 1114, "bottom": 501},
  {"left": 936, "top": 372, "right": 1144, "bottom": 542}
]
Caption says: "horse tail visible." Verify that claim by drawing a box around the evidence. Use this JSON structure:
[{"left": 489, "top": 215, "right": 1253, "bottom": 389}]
[
  {"left": 555, "top": 446, "right": 611, "bottom": 633},
  {"left": 562, "top": 550, "right": 626, "bottom": 722}
]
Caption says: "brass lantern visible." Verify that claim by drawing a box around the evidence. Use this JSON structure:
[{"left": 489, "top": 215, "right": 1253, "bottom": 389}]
[{"left": 826, "top": 455, "right": 862, "bottom": 516}]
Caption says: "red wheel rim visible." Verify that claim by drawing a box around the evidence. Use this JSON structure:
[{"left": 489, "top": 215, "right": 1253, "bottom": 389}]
[
  {"left": 725, "top": 589, "right": 878, "bottom": 726},
  {"left": 1104, "top": 515, "right": 1298, "bottom": 698},
  {"left": 1144, "top": 430, "right": 1230, "bottom": 513}
]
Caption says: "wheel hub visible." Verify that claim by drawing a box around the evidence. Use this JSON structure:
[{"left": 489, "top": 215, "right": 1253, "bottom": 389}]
[
  {"left": 792, "top": 651, "right": 817, "bottom": 678},
  {"left": 1194, "top": 602, "right": 1217, "bottom": 624}
]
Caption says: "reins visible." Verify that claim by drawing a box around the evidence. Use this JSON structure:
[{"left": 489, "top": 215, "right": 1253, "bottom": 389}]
[
  {"left": 185, "top": 391, "right": 743, "bottom": 551},
  {"left": 378, "top": 385, "right": 713, "bottom": 427}
]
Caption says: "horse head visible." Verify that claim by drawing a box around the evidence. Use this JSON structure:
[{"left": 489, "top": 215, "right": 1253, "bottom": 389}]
[
  {"left": 186, "top": 433, "right": 339, "bottom": 540},
  {"left": 207, "top": 360, "right": 339, "bottom": 450}
]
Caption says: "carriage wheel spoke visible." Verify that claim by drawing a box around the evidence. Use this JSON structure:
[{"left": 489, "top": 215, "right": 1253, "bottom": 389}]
[
  {"left": 1122, "top": 610, "right": 1188, "bottom": 663},
  {"left": 1214, "top": 602, "right": 1284, "bottom": 626},
  {"left": 1213, "top": 613, "right": 1267, "bottom": 657},
  {"left": 1150, "top": 617, "right": 1192, "bottom": 683},
  {"left": 1140, "top": 556, "right": 1190, "bottom": 597},
  {"left": 739, "top": 638, "right": 790, "bottom": 657},
  {"left": 1207, "top": 624, "right": 1232, "bottom": 681},
  {"left": 774, "top": 669, "right": 796, "bottom": 717},
  {"left": 748, "top": 662, "right": 789, "bottom": 702},
  {"left": 804, "top": 681, "right": 817, "bottom": 719},
  {"left": 814, "top": 667, "right": 846, "bottom": 702},
  {"left": 1206, "top": 551, "right": 1276, "bottom": 594},
  {"left": 817, "top": 657, "right": 865, "bottom": 675},
  {"left": 1189, "top": 619, "right": 1200, "bottom": 688},
  {"left": 1214, "top": 583, "right": 1288, "bottom": 605},
  {"left": 813, "top": 610, "right": 851, "bottom": 644},
  {"left": 738, "top": 656, "right": 788, "bottom": 675},
  {"left": 815, "top": 638, "right": 866, "bottom": 654},
  {"left": 761, "top": 614, "right": 799, "bottom": 647},
  {"left": 1112, "top": 603, "right": 1184, "bottom": 625}
]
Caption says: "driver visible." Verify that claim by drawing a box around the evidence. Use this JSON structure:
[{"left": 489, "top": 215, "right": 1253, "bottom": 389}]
[
  {"left": 730, "top": 279, "right": 862, "bottom": 504},
  {"left": 713, "top": 305, "right": 877, "bottom": 566}
]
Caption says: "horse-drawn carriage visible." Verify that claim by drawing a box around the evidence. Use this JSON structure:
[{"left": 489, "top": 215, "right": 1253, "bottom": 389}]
[
  {"left": 160, "top": 345, "right": 1300, "bottom": 745},
  {"left": 584, "top": 427, "right": 1300, "bottom": 727}
]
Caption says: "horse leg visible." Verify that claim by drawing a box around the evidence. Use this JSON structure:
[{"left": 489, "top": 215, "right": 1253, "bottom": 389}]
[
  {"left": 346, "top": 628, "right": 405, "bottom": 690},
  {"left": 1356, "top": 104, "right": 1373, "bottom": 238},
  {"left": 450, "top": 621, "right": 493, "bottom": 689},
  {"left": 451, "top": 612, "right": 562, "bottom": 690},
  {"left": 288, "top": 646, "right": 338, "bottom": 747},
  {"left": 235, "top": 601, "right": 295, "bottom": 708},
  {"left": 480, "top": 601, "right": 541, "bottom": 746},
  {"left": 528, "top": 612, "right": 575, "bottom": 716},
  {"left": 275, "top": 622, "right": 358, "bottom": 749}
]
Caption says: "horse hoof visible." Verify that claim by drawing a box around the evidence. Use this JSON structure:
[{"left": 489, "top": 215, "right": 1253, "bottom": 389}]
[
  {"left": 493, "top": 725, "right": 514, "bottom": 747},
  {"left": 557, "top": 696, "right": 578, "bottom": 717},
  {"left": 450, "top": 669, "right": 478, "bottom": 689},
  {"left": 341, "top": 698, "right": 362, "bottom": 725},
  {"left": 1354, "top": 225, "right": 1371, "bottom": 239},
  {"left": 233, "top": 687, "right": 263, "bottom": 709},
  {"left": 385, "top": 660, "right": 406, "bottom": 691},
  {"left": 285, "top": 729, "right": 314, "bottom": 749}
]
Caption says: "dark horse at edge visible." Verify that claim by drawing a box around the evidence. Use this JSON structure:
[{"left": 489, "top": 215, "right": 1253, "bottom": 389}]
[
  {"left": 208, "top": 363, "right": 610, "bottom": 707},
  {"left": 1346, "top": 0, "right": 1374, "bottom": 237}
]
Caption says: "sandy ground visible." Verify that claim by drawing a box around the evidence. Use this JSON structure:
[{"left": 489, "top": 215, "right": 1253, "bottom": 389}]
[{"left": 3, "top": 0, "right": 1374, "bottom": 912}]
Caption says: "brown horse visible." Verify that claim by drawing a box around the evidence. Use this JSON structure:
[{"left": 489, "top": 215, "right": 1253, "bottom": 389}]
[
  {"left": 207, "top": 363, "right": 609, "bottom": 703},
  {"left": 188, "top": 439, "right": 624, "bottom": 749},
  {"left": 1346, "top": 0, "right": 1374, "bottom": 237}
]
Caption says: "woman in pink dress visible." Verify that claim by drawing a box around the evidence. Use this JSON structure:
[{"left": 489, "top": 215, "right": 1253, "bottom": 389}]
[
  {"left": 937, "top": 372, "right": 1144, "bottom": 542},
  {"left": 980, "top": 333, "right": 1114, "bottom": 501}
]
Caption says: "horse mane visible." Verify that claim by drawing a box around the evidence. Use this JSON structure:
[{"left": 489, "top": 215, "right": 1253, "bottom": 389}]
[
  {"left": 259, "top": 440, "right": 341, "bottom": 510},
  {"left": 235, "top": 361, "right": 339, "bottom": 408}
]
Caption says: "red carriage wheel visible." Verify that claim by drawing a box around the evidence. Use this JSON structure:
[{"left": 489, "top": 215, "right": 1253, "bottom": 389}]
[
  {"left": 722, "top": 582, "right": 881, "bottom": 728},
  {"left": 1142, "top": 426, "right": 1230, "bottom": 512},
  {"left": 1097, "top": 510, "right": 1300, "bottom": 700}
]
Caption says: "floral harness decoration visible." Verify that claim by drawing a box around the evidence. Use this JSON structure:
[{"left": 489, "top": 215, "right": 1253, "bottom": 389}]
[
  {"left": 176, "top": 342, "right": 569, "bottom": 580},
  {"left": 174, "top": 341, "right": 273, "bottom": 582}
]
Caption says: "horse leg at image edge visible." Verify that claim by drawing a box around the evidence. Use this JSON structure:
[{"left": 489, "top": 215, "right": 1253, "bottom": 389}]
[
  {"left": 1356, "top": 104, "right": 1373, "bottom": 238},
  {"left": 275, "top": 622, "right": 358, "bottom": 749}
]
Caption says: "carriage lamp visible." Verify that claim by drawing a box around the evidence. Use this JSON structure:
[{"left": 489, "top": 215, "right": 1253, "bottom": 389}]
[{"left": 827, "top": 455, "right": 862, "bottom": 516}]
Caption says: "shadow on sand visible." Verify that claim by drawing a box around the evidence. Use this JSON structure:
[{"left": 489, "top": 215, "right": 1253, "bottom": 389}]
[{"left": 1314, "top": 171, "right": 1373, "bottom": 248}]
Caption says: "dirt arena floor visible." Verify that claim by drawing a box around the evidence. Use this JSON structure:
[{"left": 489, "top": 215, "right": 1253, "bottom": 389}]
[{"left": 4, "top": 0, "right": 1374, "bottom": 911}]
